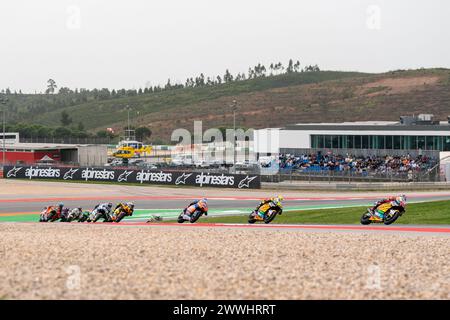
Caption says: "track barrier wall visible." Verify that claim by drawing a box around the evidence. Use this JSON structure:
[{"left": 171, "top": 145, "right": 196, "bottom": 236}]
[{"left": 2, "top": 165, "right": 261, "bottom": 189}]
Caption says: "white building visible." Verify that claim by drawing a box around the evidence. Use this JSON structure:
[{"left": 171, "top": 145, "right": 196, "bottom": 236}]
[{"left": 254, "top": 115, "right": 450, "bottom": 156}]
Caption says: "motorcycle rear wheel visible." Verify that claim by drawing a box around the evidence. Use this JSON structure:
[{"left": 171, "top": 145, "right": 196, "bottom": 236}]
[
  {"left": 115, "top": 211, "right": 126, "bottom": 223},
  {"left": 383, "top": 210, "right": 400, "bottom": 225},
  {"left": 264, "top": 209, "right": 278, "bottom": 224},
  {"left": 190, "top": 210, "right": 202, "bottom": 223}
]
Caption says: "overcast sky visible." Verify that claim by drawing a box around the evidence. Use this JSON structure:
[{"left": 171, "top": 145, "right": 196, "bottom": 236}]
[{"left": 1, "top": 0, "right": 449, "bottom": 93}]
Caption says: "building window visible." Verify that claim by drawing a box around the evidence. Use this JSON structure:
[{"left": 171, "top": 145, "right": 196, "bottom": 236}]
[
  {"left": 346, "top": 135, "right": 354, "bottom": 149},
  {"left": 410, "top": 136, "right": 417, "bottom": 149},
  {"left": 309, "top": 134, "right": 448, "bottom": 151},
  {"left": 332, "top": 135, "right": 339, "bottom": 148},
  {"left": 362, "top": 136, "right": 369, "bottom": 149},
  {"left": 376, "top": 136, "right": 385, "bottom": 149},
  {"left": 354, "top": 136, "right": 361, "bottom": 149},
  {"left": 393, "top": 136, "right": 401, "bottom": 149},
  {"left": 385, "top": 136, "right": 393, "bottom": 149},
  {"left": 434, "top": 136, "right": 443, "bottom": 151},
  {"left": 324, "top": 135, "right": 332, "bottom": 148},
  {"left": 417, "top": 136, "right": 426, "bottom": 150},
  {"left": 425, "top": 136, "right": 434, "bottom": 150},
  {"left": 444, "top": 137, "right": 450, "bottom": 151}
]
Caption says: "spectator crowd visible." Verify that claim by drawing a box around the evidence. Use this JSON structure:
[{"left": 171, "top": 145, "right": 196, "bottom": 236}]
[{"left": 277, "top": 152, "right": 437, "bottom": 176}]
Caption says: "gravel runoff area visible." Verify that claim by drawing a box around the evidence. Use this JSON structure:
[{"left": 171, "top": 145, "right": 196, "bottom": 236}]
[{"left": 0, "top": 223, "right": 449, "bottom": 300}]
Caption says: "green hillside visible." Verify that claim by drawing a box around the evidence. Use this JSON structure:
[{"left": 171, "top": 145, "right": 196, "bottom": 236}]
[{"left": 3, "top": 68, "right": 450, "bottom": 143}]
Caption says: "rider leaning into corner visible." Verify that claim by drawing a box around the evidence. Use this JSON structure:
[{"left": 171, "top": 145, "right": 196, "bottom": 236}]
[
  {"left": 89, "top": 202, "right": 113, "bottom": 221},
  {"left": 369, "top": 194, "right": 407, "bottom": 221},
  {"left": 40, "top": 203, "right": 65, "bottom": 222},
  {"left": 111, "top": 202, "right": 135, "bottom": 221},
  {"left": 181, "top": 198, "right": 208, "bottom": 221},
  {"left": 255, "top": 195, "right": 284, "bottom": 219}
]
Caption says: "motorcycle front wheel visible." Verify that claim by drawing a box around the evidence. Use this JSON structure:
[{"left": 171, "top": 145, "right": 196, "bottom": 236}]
[
  {"left": 92, "top": 213, "right": 102, "bottom": 223},
  {"left": 177, "top": 213, "right": 185, "bottom": 223},
  {"left": 248, "top": 212, "right": 257, "bottom": 224},
  {"left": 360, "top": 211, "right": 372, "bottom": 225}
]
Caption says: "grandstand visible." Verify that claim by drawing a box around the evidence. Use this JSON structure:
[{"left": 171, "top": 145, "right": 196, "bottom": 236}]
[
  {"left": 254, "top": 114, "right": 450, "bottom": 155},
  {"left": 254, "top": 115, "right": 450, "bottom": 181}
]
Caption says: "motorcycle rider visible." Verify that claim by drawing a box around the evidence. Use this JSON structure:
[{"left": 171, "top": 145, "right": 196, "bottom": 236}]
[
  {"left": 40, "top": 203, "right": 65, "bottom": 222},
  {"left": 78, "top": 210, "right": 91, "bottom": 222},
  {"left": 65, "top": 207, "right": 83, "bottom": 222},
  {"left": 89, "top": 202, "right": 113, "bottom": 222},
  {"left": 181, "top": 198, "right": 208, "bottom": 221},
  {"left": 111, "top": 202, "right": 135, "bottom": 221},
  {"left": 59, "top": 207, "right": 71, "bottom": 222},
  {"left": 255, "top": 196, "right": 284, "bottom": 220},
  {"left": 370, "top": 195, "right": 407, "bottom": 220}
]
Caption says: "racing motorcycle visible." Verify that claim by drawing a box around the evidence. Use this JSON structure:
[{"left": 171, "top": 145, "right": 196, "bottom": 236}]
[
  {"left": 360, "top": 201, "right": 406, "bottom": 225},
  {"left": 111, "top": 205, "right": 133, "bottom": 223},
  {"left": 248, "top": 201, "right": 283, "bottom": 224},
  {"left": 59, "top": 208, "right": 71, "bottom": 222},
  {"left": 89, "top": 207, "right": 112, "bottom": 223},
  {"left": 39, "top": 206, "right": 60, "bottom": 222},
  {"left": 65, "top": 208, "right": 83, "bottom": 222},
  {"left": 78, "top": 211, "right": 91, "bottom": 223},
  {"left": 177, "top": 205, "right": 208, "bottom": 224}
]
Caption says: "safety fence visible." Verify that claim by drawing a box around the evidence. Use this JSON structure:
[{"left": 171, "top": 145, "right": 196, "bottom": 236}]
[{"left": 260, "top": 166, "right": 442, "bottom": 183}]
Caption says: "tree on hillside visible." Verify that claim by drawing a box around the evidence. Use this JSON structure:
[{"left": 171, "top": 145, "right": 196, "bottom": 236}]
[
  {"left": 60, "top": 110, "right": 72, "bottom": 126},
  {"left": 165, "top": 79, "right": 172, "bottom": 90},
  {"left": 224, "top": 69, "right": 233, "bottom": 83},
  {"left": 96, "top": 129, "right": 115, "bottom": 139},
  {"left": 135, "top": 126, "right": 152, "bottom": 141},
  {"left": 294, "top": 60, "right": 301, "bottom": 72},
  {"left": 269, "top": 63, "right": 275, "bottom": 75},
  {"left": 54, "top": 126, "right": 72, "bottom": 138},
  {"left": 46, "top": 79, "right": 57, "bottom": 94},
  {"left": 287, "top": 59, "right": 294, "bottom": 73}
]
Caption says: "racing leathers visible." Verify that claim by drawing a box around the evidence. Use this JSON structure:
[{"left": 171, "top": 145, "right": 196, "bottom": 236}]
[
  {"left": 182, "top": 199, "right": 208, "bottom": 221},
  {"left": 40, "top": 203, "right": 65, "bottom": 222},
  {"left": 370, "top": 195, "right": 406, "bottom": 220},
  {"left": 90, "top": 203, "right": 113, "bottom": 222},
  {"left": 111, "top": 202, "right": 134, "bottom": 221},
  {"left": 255, "top": 196, "right": 283, "bottom": 219},
  {"left": 369, "top": 196, "right": 396, "bottom": 219}
]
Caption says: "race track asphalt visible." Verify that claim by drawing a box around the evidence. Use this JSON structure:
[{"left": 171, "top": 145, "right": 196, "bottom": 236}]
[{"left": 2, "top": 180, "right": 450, "bottom": 216}]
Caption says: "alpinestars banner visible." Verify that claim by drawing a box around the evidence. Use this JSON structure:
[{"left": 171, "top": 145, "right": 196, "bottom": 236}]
[{"left": 3, "top": 166, "right": 261, "bottom": 189}]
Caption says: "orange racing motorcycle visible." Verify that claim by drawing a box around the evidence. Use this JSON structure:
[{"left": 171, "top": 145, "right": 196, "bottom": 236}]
[
  {"left": 177, "top": 200, "right": 208, "bottom": 223},
  {"left": 360, "top": 200, "right": 406, "bottom": 225}
]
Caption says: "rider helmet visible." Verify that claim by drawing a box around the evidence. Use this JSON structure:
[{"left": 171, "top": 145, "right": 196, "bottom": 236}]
[
  {"left": 126, "top": 202, "right": 135, "bottom": 210},
  {"left": 395, "top": 195, "right": 406, "bottom": 207}
]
